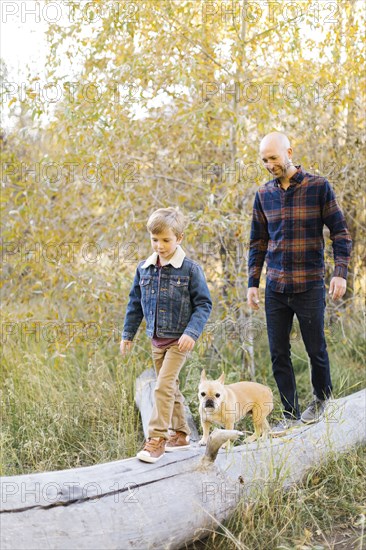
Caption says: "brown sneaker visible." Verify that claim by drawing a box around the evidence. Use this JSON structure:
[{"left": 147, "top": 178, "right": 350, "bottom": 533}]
[
  {"left": 136, "top": 437, "right": 166, "bottom": 463},
  {"left": 165, "top": 430, "right": 190, "bottom": 452}
]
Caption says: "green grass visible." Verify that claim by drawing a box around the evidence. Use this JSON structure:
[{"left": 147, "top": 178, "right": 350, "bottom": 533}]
[
  {"left": 0, "top": 340, "right": 147, "bottom": 475},
  {"left": 185, "top": 444, "right": 366, "bottom": 550},
  {"left": 1, "top": 312, "right": 364, "bottom": 475}
]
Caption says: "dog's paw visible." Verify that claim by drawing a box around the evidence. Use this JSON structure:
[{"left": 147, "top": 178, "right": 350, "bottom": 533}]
[{"left": 198, "top": 438, "right": 207, "bottom": 446}]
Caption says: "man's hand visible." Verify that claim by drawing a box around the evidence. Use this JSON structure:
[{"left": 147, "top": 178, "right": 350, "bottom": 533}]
[
  {"left": 329, "top": 276, "right": 346, "bottom": 301},
  {"left": 247, "top": 287, "right": 260, "bottom": 310},
  {"left": 120, "top": 340, "right": 133, "bottom": 356},
  {"left": 178, "top": 334, "right": 195, "bottom": 352}
]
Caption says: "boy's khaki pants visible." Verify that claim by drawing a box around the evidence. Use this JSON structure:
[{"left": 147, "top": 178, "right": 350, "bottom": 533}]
[{"left": 148, "top": 343, "right": 191, "bottom": 439}]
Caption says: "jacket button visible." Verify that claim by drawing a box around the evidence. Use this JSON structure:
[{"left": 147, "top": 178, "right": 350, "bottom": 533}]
[{"left": 152, "top": 289, "right": 155, "bottom": 293}]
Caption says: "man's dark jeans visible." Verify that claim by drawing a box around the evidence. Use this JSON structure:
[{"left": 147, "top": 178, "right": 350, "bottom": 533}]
[{"left": 265, "top": 283, "right": 332, "bottom": 419}]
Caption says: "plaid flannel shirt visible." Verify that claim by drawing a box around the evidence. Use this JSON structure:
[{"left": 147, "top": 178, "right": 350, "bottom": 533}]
[{"left": 248, "top": 166, "right": 352, "bottom": 293}]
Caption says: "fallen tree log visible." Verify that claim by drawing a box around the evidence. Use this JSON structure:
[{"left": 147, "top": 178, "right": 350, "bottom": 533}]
[{"left": 1, "top": 388, "right": 365, "bottom": 550}]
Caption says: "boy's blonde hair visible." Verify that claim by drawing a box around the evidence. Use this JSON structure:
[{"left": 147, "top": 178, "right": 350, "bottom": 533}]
[{"left": 147, "top": 207, "right": 186, "bottom": 238}]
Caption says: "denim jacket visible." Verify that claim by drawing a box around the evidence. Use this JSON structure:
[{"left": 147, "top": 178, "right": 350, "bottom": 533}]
[{"left": 122, "top": 246, "right": 212, "bottom": 341}]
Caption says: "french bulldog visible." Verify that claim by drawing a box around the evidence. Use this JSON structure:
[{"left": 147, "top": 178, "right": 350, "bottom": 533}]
[{"left": 198, "top": 370, "right": 273, "bottom": 447}]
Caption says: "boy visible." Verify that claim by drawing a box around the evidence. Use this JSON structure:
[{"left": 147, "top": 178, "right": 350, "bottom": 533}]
[{"left": 120, "top": 207, "right": 212, "bottom": 463}]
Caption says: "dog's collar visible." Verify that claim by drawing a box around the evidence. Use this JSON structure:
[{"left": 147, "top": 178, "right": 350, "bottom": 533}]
[{"left": 142, "top": 245, "right": 186, "bottom": 269}]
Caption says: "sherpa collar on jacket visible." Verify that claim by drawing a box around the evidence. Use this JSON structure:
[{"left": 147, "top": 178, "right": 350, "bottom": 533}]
[{"left": 141, "top": 245, "right": 186, "bottom": 269}]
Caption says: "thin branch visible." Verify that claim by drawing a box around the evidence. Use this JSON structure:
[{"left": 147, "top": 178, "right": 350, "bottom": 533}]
[
  {"left": 153, "top": 6, "right": 232, "bottom": 76},
  {"left": 144, "top": 174, "right": 207, "bottom": 192},
  {"left": 244, "top": 15, "right": 303, "bottom": 45}
]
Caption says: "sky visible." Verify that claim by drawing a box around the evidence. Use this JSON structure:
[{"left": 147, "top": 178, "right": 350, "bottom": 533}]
[
  {"left": 1, "top": 3, "right": 48, "bottom": 80},
  {"left": 1, "top": 2, "right": 47, "bottom": 128}
]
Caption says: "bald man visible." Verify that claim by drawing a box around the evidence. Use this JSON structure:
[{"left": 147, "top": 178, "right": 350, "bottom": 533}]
[{"left": 247, "top": 132, "right": 352, "bottom": 435}]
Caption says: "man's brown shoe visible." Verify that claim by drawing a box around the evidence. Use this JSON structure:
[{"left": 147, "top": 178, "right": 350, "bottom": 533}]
[
  {"left": 165, "top": 431, "right": 190, "bottom": 452},
  {"left": 136, "top": 437, "right": 166, "bottom": 463}
]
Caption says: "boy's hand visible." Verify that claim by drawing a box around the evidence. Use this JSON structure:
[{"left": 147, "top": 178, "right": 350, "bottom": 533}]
[
  {"left": 120, "top": 340, "right": 133, "bottom": 356},
  {"left": 178, "top": 334, "right": 195, "bottom": 352},
  {"left": 247, "top": 287, "right": 260, "bottom": 310}
]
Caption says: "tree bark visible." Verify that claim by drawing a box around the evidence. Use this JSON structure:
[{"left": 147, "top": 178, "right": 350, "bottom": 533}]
[{"left": 1, "top": 389, "right": 365, "bottom": 550}]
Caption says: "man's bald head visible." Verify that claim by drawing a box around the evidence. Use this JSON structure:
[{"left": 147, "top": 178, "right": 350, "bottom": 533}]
[
  {"left": 260, "top": 132, "right": 291, "bottom": 153},
  {"left": 259, "top": 132, "right": 296, "bottom": 182}
]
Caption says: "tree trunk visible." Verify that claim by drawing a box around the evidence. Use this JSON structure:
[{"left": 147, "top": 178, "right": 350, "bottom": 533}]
[
  {"left": 135, "top": 368, "right": 200, "bottom": 441},
  {"left": 1, "top": 387, "right": 365, "bottom": 550}
]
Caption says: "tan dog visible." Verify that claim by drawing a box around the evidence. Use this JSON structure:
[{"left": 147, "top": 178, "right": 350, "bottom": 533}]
[{"left": 198, "top": 370, "right": 273, "bottom": 447}]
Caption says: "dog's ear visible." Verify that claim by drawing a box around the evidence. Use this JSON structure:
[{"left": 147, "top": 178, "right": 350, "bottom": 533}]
[
  {"left": 218, "top": 372, "right": 225, "bottom": 384},
  {"left": 200, "top": 369, "right": 207, "bottom": 382}
]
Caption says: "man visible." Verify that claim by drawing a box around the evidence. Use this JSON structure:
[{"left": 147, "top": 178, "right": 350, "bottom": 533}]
[{"left": 247, "top": 132, "right": 352, "bottom": 435}]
